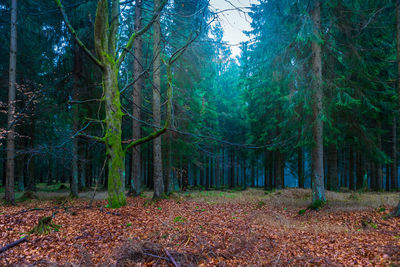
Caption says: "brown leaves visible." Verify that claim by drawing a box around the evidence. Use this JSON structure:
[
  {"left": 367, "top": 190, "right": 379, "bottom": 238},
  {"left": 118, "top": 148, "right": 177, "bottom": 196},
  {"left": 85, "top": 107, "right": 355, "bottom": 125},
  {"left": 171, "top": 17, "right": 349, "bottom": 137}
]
[{"left": 0, "top": 196, "right": 399, "bottom": 266}]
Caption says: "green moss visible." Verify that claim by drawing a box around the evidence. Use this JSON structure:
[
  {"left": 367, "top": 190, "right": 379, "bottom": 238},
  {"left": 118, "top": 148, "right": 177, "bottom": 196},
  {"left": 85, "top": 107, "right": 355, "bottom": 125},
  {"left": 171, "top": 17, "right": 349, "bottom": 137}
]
[
  {"left": 309, "top": 199, "right": 325, "bottom": 210},
  {"left": 173, "top": 216, "right": 186, "bottom": 223},
  {"left": 54, "top": 0, "right": 62, "bottom": 8},
  {"left": 29, "top": 216, "right": 61, "bottom": 235},
  {"left": 256, "top": 200, "right": 266, "bottom": 209},
  {"left": 298, "top": 209, "right": 306, "bottom": 215}
]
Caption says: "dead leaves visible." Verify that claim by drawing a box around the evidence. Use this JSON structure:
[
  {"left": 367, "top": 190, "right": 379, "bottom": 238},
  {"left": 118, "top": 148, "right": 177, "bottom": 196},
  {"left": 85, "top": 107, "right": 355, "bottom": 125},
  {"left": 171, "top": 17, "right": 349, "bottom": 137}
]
[{"left": 0, "top": 197, "right": 399, "bottom": 266}]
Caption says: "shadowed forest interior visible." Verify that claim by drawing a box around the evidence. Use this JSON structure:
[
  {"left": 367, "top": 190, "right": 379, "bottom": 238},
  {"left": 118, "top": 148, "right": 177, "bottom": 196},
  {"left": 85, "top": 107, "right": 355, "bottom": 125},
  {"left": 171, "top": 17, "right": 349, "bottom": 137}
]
[{"left": 1, "top": 0, "right": 400, "bottom": 266}]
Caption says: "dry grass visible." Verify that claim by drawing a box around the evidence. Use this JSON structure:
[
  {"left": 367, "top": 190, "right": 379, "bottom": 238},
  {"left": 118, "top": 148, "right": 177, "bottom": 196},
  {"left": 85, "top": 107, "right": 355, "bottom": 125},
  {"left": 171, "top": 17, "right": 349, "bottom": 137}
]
[{"left": 172, "top": 188, "right": 399, "bottom": 211}]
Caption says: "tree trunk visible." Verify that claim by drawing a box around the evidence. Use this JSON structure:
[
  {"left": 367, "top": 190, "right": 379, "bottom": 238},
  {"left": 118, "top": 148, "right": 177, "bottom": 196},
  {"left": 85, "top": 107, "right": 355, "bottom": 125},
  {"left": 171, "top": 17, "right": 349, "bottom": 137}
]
[
  {"left": 152, "top": 0, "right": 164, "bottom": 199},
  {"left": 130, "top": 0, "right": 143, "bottom": 197},
  {"left": 5, "top": 0, "right": 18, "bottom": 204},
  {"left": 221, "top": 146, "right": 225, "bottom": 186},
  {"left": 205, "top": 155, "right": 210, "bottom": 190},
  {"left": 298, "top": 147, "right": 304, "bottom": 188},
  {"left": 263, "top": 150, "right": 268, "bottom": 190},
  {"left": 349, "top": 146, "right": 355, "bottom": 191},
  {"left": 275, "top": 150, "right": 283, "bottom": 189},
  {"left": 377, "top": 130, "right": 383, "bottom": 191},
  {"left": 230, "top": 149, "right": 234, "bottom": 187},
  {"left": 310, "top": 0, "right": 326, "bottom": 204},
  {"left": 147, "top": 144, "right": 153, "bottom": 189},
  {"left": 71, "top": 43, "right": 80, "bottom": 198},
  {"left": 342, "top": 149, "right": 347, "bottom": 188},
  {"left": 16, "top": 159, "right": 23, "bottom": 192},
  {"left": 268, "top": 151, "right": 273, "bottom": 189},
  {"left": 281, "top": 153, "right": 285, "bottom": 188},
  {"left": 386, "top": 164, "right": 390, "bottom": 191},
  {"left": 2, "top": 149, "right": 6, "bottom": 187},
  {"left": 79, "top": 146, "right": 86, "bottom": 189},
  {"left": 370, "top": 162, "right": 376, "bottom": 190},
  {"left": 26, "top": 116, "right": 35, "bottom": 192},
  {"left": 215, "top": 147, "right": 220, "bottom": 189},
  {"left": 356, "top": 151, "right": 363, "bottom": 190},
  {"left": 328, "top": 143, "right": 338, "bottom": 191},
  {"left": 394, "top": 0, "right": 400, "bottom": 211},
  {"left": 164, "top": 132, "right": 172, "bottom": 194}
]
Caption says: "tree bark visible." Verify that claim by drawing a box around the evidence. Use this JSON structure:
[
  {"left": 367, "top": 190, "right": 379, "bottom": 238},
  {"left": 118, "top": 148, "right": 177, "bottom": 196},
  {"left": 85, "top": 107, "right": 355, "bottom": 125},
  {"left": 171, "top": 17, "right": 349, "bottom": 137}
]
[
  {"left": 349, "top": 146, "right": 355, "bottom": 191},
  {"left": 328, "top": 143, "right": 338, "bottom": 191},
  {"left": 275, "top": 150, "right": 283, "bottom": 189},
  {"left": 395, "top": 0, "right": 400, "bottom": 191},
  {"left": 268, "top": 151, "right": 273, "bottom": 189},
  {"left": 5, "top": 0, "right": 18, "bottom": 204},
  {"left": 164, "top": 132, "right": 172, "bottom": 194},
  {"left": 394, "top": 0, "right": 400, "bottom": 211},
  {"left": 152, "top": 0, "right": 164, "bottom": 199},
  {"left": 310, "top": 0, "right": 326, "bottom": 203},
  {"left": 71, "top": 43, "right": 81, "bottom": 198},
  {"left": 370, "top": 162, "right": 376, "bottom": 190},
  {"left": 130, "top": 0, "right": 143, "bottom": 197},
  {"left": 205, "top": 155, "right": 210, "bottom": 190},
  {"left": 5, "top": 0, "right": 17, "bottom": 204},
  {"left": 230, "top": 149, "right": 234, "bottom": 187},
  {"left": 356, "top": 151, "right": 363, "bottom": 190},
  {"left": 263, "top": 150, "right": 268, "bottom": 190},
  {"left": 377, "top": 129, "right": 383, "bottom": 191},
  {"left": 298, "top": 147, "right": 304, "bottom": 188}
]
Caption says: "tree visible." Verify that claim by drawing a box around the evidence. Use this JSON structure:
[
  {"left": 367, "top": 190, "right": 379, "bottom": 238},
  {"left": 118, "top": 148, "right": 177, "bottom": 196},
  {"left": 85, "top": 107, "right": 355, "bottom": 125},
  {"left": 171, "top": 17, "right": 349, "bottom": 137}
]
[
  {"left": 152, "top": 0, "right": 164, "bottom": 199},
  {"left": 393, "top": 0, "right": 400, "bottom": 216},
  {"left": 55, "top": 0, "right": 167, "bottom": 207},
  {"left": 310, "top": 0, "right": 326, "bottom": 204},
  {"left": 70, "top": 43, "right": 81, "bottom": 198},
  {"left": 129, "top": 0, "right": 144, "bottom": 197},
  {"left": 5, "top": 0, "right": 18, "bottom": 204}
]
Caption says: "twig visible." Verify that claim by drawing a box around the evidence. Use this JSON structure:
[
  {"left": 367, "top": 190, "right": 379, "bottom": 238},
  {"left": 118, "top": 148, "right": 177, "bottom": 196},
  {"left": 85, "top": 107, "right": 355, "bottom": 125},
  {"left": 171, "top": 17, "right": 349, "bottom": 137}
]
[
  {"left": 273, "top": 245, "right": 285, "bottom": 267},
  {"left": 89, "top": 158, "right": 107, "bottom": 207},
  {"left": 18, "top": 208, "right": 45, "bottom": 214},
  {"left": 0, "top": 237, "right": 27, "bottom": 254},
  {"left": 142, "top": 252, "right": 169, "bottom": 261},
  {"left": 164, "top": 248, "right": 180, "bottom": 267}
]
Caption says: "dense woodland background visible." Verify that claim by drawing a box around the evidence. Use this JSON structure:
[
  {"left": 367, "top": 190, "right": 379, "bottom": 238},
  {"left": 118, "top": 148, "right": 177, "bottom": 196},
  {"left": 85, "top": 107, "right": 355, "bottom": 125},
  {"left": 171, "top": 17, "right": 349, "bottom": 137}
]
[{"left": 1, "top": 0, "right": 400, "bottom": 209}]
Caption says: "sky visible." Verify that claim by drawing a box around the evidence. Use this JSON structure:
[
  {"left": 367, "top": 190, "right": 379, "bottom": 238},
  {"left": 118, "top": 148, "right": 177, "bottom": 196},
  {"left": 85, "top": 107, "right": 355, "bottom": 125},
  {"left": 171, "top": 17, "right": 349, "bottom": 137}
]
[{"left": 209, "top": 0, "right": 258, "bottom": 58}]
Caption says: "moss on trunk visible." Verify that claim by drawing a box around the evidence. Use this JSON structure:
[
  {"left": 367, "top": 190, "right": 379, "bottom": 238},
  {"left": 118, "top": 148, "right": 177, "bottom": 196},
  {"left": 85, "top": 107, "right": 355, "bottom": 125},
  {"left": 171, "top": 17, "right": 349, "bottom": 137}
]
[{"left": 103, "top": 64, "right": 126, "bottom": 208}]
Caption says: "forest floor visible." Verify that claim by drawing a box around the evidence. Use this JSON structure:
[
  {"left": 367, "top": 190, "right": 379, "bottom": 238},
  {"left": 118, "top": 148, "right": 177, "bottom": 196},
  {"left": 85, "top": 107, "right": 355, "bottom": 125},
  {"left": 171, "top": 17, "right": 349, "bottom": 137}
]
[{"left": 0, "top": 187, "right": 399, "bottom": 266}]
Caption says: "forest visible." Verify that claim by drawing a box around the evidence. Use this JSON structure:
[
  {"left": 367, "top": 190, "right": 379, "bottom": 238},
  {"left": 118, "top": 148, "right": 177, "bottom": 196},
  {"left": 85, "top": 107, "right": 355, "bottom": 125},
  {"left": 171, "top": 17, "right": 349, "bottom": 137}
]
[{"left": 0, "top": 0, "right": 400, "bottom": 266}]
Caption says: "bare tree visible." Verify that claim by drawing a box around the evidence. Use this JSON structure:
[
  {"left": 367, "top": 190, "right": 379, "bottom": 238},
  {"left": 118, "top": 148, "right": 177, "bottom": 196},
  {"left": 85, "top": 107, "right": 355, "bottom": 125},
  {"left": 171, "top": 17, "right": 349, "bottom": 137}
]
[
  {"left": 5, "top": 0, "right": 18, "bottom": 204},
  {"left": 310, "top": 0, "right": 326, "bottom": 205},
  {"left": 152, "top": 0, "right": 164, "bottom": 199},
  {"left": 129, "top": 0, "right": 144, "bottom": 197}
]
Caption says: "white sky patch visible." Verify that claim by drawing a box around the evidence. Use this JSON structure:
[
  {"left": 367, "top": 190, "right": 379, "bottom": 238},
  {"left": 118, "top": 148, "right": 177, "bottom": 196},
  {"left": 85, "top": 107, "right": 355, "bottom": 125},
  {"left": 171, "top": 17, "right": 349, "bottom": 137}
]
[{"left": 209, "top": 0, "right": 258, "bottom": 58}]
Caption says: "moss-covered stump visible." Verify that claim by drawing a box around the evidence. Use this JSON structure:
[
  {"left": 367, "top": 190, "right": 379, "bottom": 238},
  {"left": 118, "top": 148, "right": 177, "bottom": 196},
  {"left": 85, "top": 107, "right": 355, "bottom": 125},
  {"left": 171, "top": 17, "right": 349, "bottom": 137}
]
[{"left": 29, "top": 216, "right": 61, "bottom": 235}]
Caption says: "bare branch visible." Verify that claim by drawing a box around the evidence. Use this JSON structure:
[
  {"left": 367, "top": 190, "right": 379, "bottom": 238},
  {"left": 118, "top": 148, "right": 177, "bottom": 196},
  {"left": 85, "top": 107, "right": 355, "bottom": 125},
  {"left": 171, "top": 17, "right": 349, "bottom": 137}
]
[
  {"left": 54, "top": 0, "right": 104, "bottom": 69},
  {"left": 116, "top": 0, "right": 167, "bottom": 68}
]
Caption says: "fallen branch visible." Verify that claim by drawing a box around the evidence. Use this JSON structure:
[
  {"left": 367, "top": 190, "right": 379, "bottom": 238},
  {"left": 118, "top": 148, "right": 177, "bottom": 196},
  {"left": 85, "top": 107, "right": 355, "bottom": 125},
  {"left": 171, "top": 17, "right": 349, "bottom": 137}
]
[
  {"left": 165, "top": 248, "right": 180, "bottom": 267},
  {"left": 273, "top": 250, "right": 282, "bottom": 267},
  {"left": 0, "top": 237, "right": 27, "bottom": 254},
  {"left": 273, "top": 243, "right": 286, "bottom": 267},
  {"left": 18, "top": 208, "right": 45, "bottom": 215},
  {"left": 142, "top": 252, "right": 169, "bottom": 261}
]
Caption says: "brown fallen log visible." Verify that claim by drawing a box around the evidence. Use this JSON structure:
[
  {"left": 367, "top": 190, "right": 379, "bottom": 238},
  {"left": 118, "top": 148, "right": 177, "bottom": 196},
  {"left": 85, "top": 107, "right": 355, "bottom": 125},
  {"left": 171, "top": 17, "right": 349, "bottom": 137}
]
[{"left": 0, "top": 237, "right": 27, "bottom": 254}]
